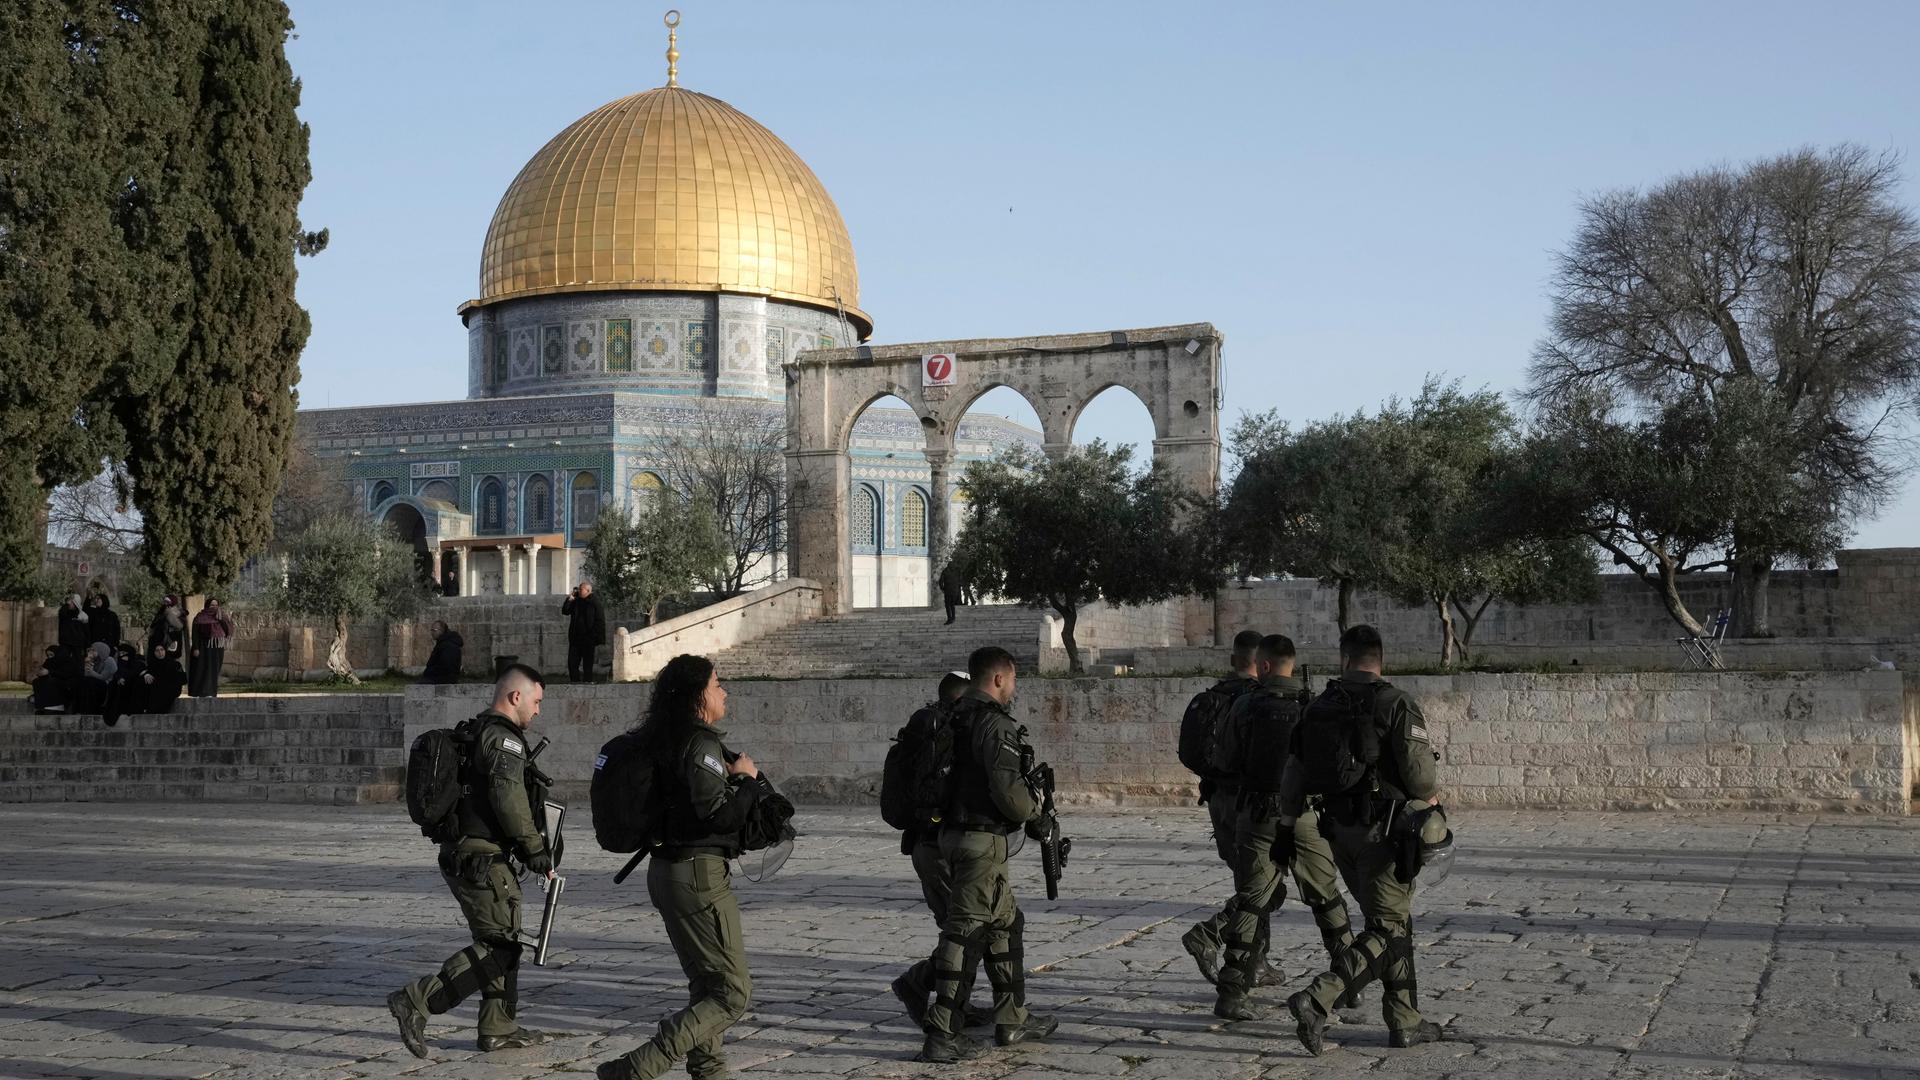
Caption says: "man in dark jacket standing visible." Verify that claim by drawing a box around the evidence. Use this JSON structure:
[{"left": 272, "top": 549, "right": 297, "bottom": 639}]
[
  {"left": 561, "top": 581, "right": 606, "bottom": 683},
  {"left": 420, "top": 621, "right": 464, "bottom": 684}
]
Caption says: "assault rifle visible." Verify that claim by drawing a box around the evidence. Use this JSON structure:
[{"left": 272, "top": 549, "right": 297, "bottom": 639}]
[
  {"left": 522, "top": 737, "right": 566, "bottom": 967},
  {"left": 1026, "top": 760, "right": 1072, "bottom": 900}
]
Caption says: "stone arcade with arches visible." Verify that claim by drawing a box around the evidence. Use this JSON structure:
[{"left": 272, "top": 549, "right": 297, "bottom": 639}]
[{"left": 787, "top": 325, "right": 1225, "bottom": 614}]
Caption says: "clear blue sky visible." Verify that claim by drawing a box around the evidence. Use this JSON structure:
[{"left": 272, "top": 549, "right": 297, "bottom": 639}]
[{"left": 284, "top": 0, "right": 1920, "bottom": 550}]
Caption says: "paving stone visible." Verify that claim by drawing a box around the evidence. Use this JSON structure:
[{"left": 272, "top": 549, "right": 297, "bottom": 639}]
[{"left": 1, "top": 804, "right": 1917, "bottom": 1078}]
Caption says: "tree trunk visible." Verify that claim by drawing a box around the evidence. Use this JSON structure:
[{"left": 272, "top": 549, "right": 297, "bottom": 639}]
[
  {"left": 1655, "top": 565, "right": 1708, "bottom": 637},
  {"left": 1452, "top": 594, "right": 1495, "bottom": 667},
  {"left": 1058, "top": 603, "right": 1082, "bottom": 674},
  {"left": 1336, "top": 577, "right": 1355, "bottom": 634},
  {"left": 1434, "top": 596, "right": 1457, "bottom": 668},
  {"left": 1732, "top": 553, "right": 1773, "bottom": 637},
  {"left": 327, "top": 613, "right": 359, "bottom": 684},
  {"left": 645, "top": 600, "right": 660, "bottom": 627}
]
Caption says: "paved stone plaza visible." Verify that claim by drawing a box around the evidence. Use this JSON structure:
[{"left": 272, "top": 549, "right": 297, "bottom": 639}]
[{"left": 3, "top": 805, "right": 1918, "bottom": 1079}]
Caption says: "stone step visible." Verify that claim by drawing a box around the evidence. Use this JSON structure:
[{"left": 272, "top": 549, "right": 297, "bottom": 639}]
[{"left": 3, "top": 781, "right": 402, "bottom": 804}]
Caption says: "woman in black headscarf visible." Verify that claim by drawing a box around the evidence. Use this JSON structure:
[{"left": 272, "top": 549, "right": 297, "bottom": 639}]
[
  {"left": 104, "top": 642, "right": 146, "bottom": 727},
  {"left": 142, "top": 642, "right": 187, "bottom": 714},
  {"left": 29, "top": 646, "right": 79, "bottom": 714}
]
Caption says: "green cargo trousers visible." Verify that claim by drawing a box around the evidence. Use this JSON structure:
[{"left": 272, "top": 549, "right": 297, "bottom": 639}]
[
  {"left": 401, "top": 850, "right": 524, "bottom": 1038},
  {"left": 1189, "top": 791, "right": 1271, "bottom": 965},
  {"left": 1300, "top": 817, "right": 1423, "bottom": 1033},
  {"left": 1217, "top": 807, "right": 1356, "bottom": 997},
  {"left": 616, "top": 854, "right": 752, "bottom": 1080},
  {"left": 897, "top": 838, "right": 980, "bottom": 1010},
  {"left": 923, "top": 829, "right": 1030, "bottom": 1036}
]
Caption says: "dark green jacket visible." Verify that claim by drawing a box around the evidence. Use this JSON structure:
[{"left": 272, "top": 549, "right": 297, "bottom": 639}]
[
  {"left": 1205, "top": 673, "right": 1261, "bottom": 789},
  {"left": 1223, "top": 672, "right": 1305, "bottom": 795},
  {"left": 944, "top": 690, "right": 1039, "bottom": 833},
  {"left": 1278, "top": 671, "right": 1439, "bottom": 816},
  {"left": 661, "top": 720, "right": 766, "bottom": 856},
  {"left": 454, "top": 710, "right": 548, "bottom": 861}
]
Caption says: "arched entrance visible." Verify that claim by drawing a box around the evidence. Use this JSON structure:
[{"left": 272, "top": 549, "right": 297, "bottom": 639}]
[
  {"left": 785, "top": 323, "right": 1224, "bottom": 613},
  {"left": 382, "top": 502, "right": 434, "bottom": 585}
]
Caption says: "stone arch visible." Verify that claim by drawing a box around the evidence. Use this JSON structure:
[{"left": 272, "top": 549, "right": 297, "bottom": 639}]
[
  {"left": 379, "top": 499, "right": 433, "bottom": 585},
  {"left": 786, "top": 323, "right": 1223, "bottom": 612},
  {"left": 1065, "top": 381, "right": 1168, "bottom": 444}
]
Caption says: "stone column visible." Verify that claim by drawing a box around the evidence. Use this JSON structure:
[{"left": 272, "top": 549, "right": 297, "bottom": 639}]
[
  {"left": 1042, "top": 441, "right": 1073, "bottom": 462},
  {"left": 429, "top": 547, "right": 443, "bottom": 591},
  {"left": 460, "top": 548, "right": 474, "bottom": 598},
  {"left": 524, "top": 543, "right": 542, "bottom": 595},
  {"left": 926, "top": 449, "right": 952, "bottom": 609},
  {"left": 495, "top": 544, "right": 513, "bottom": 595},
  {"left": 787, "top": 446, "right": 851, "bottom": 613}
]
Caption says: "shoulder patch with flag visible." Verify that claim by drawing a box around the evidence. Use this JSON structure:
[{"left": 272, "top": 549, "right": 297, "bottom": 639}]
[
  {"left": 501, "top": 736, "right": 525, "bottom": 756},
  {"left": 701, "top": 753, "right": 727, "bottom": 776},
  {"left": 1408, "top": 722, "right": 1429, "bottom": 742}
]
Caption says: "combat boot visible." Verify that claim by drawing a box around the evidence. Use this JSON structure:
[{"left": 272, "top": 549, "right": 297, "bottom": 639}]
[
  {"left": 477, "top": 1028, "right": 558, "bottom": 1051},
  {"left": 1287, "top": 991, "right": 1329, "bottom": 1057},
  {"left": 915, "top": 1031, "right": 986, "bottom": 1063},
  {"left": 995, "top": 1013, "right": 1058, "bottom": 1047},
  {"left": 595, "top": 1060, "right": 637, "bottom": 1080},
  {"left": 385, "top": 990, "right": 429, "bottom": 1059},
  {"left": 1180, "top": 925, "right": 1221, "bottom": 985},
  {"left": 1254, "top": 958, "right": 1287, "bottom": 987},
  {"left": 1389, "top": 1020, "right": 1447, "bottom": 1048},
  {"left": 1212, "top": 992, "right": 1263, "bottom": 1021},
  {"left": 889, "top": 973, "right": 929, "bottom": 1029},
  {"left": 963, "top": 1003, "right": 994, "bottom": 1027},
  {"left": 1335, "top": 984, "right": 1364, "bottom": 1010}
]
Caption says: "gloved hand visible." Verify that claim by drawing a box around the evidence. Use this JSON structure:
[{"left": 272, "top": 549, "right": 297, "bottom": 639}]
[
  {"left": 523, "top": 848, "right": 554, "bottom": 876},
  {"left": 1024, "top": 816, "right": 1049, "bottom": 842},
  {"left": 1270, "top": 829, "right": 1297, "bottom": 866}
]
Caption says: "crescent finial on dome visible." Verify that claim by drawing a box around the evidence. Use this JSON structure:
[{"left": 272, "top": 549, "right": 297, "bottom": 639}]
[{"left": 664, "top": 10, "right": 681, "bottom": 88}]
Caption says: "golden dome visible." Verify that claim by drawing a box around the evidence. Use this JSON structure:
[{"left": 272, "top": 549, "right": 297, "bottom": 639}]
[{"left": 465, "top": 86, "right": 869, "bottom": 337}]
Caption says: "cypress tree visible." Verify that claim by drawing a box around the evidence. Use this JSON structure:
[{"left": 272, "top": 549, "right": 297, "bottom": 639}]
[
  {"left": 0, "top": 3, "right": 176, "bottom": 594},
  {"left": 117, "top": 0, "right": 324, "bottom": 592},
  {"left": 0, "top": 2, "right": 321, "bottom": 596}
]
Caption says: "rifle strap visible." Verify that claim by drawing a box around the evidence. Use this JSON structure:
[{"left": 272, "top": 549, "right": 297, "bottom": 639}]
[{"left": 612, "top": 848, "right": 650, "bottom": 885}]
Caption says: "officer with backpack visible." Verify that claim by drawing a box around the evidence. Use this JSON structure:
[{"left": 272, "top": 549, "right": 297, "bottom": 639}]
[
  {"left": 913, "top": 646, "right": 1058, "bottom": 1064},
  {"left": 1280, "top": 625, "right": 1445, "bottom": 1055},
  {"left": 389, "top": 664, "right": 559, "bottom": 1057},
  {"left": 596, "top": 654, "right": 791, "bottom": 1080},
  {"left": 883, "top": 671, "right": 994, "bottom": 1031},
  {"left": 1179, "top": 629, "right": 1280, "bottom": 987},
  {"left": 1207, "top": 634, "right": 1356, "bottom": 1020}
]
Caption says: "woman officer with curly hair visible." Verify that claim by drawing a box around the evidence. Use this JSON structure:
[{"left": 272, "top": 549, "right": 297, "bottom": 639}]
[{"left": 598, "top": 654, "right": 790, "bottom": 1080}]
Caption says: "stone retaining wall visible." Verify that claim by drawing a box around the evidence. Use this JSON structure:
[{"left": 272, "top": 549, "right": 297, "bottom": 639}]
[
  {"left": 405, "top": 669, "right": 1916, "bottom": 813},
  {"left": 0, "top": 695, "right": 405, "bottom": 804}
]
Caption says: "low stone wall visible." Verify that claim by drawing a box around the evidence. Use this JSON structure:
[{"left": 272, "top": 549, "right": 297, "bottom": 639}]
[
  {"left": 0, "top": 695, "right": 406, "bottom": 804},
  {"left": 614, "top": 578, "right": 825, "bottom": 682},
  {"left": 1131, "top": 637, "right": 1915, "bottom": 676},
  {"left": 405, "top": 669, "right": 1915, "bottom": 813}
]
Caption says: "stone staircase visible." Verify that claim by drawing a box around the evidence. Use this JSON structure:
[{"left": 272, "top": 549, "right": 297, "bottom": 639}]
[
  {"left": 0, "top": 694, "right": 407, "bottom": 804},
  {"left": 717, "top": 604, "right": 1046, "bottom": 678}
]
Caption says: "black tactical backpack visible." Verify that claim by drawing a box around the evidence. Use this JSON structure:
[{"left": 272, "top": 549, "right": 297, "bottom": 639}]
[
  {"left": 1177, "top": 684, "right": 1240, "bottom": 779},
  {"left": 1293, "top": 680, "right": 1384, "bottom": 796},
  {"left": 1215, "top": 684, "right": 1310, "bottom": 793},
  {"left": 880, "top": 702, "right": 959, "bottom": 832},
  {"left": 591, "top": 730, "right": 667, "bottom": 854},
  {"left": 405, "top": 721, "right": 476, "bottom": 843}
]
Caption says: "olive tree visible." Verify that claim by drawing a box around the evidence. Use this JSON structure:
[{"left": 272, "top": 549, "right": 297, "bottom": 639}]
[{"left": 275, "top": 515, "right": 426, "bottom": 683}]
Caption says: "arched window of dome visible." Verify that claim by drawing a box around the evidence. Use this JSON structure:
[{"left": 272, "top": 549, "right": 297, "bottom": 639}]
[
  {"left": 629, "top": 470, "right": 665, "bottom": 515},
  {"left": 525, "top": 475, "right": 552, "bottom": 532},
  {"left": 852, "top": 485, "right": 879, "bottom": 552},
  {"left": 572, "top": 471, "right": 600, "bottom": 538},
  {"left": 370, "top": 480, "right": 396, "bottom": 509},
  {"left": 478, "top": 478, "right": 505, "bottom": 534},
  {"left": 902, "top": 489, "right": 928, "bottom": 549}
]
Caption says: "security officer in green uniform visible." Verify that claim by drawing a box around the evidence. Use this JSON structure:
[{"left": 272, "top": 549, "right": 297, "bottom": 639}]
[
  {"left": 1183, "top": 629, "right": 1281, "bottom": 987},
  {"left": 915, "top": 646, "right": 1058, "bottom": 1064},
  {"left": 598, "top": 654, "right": 778, "bottom": 1080},
  {"left": 892, "top": 671, "right": 992, "bottom": 1031},
  {"left": 388, "top": 664, "right": 558, "bottom": 1056},
  {"left": 1282, "top": 625, "right": 1445, "bottom": 1054},
  {"left": 1212, "top": 634, "right": 1359, "bottom": 1020}
]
